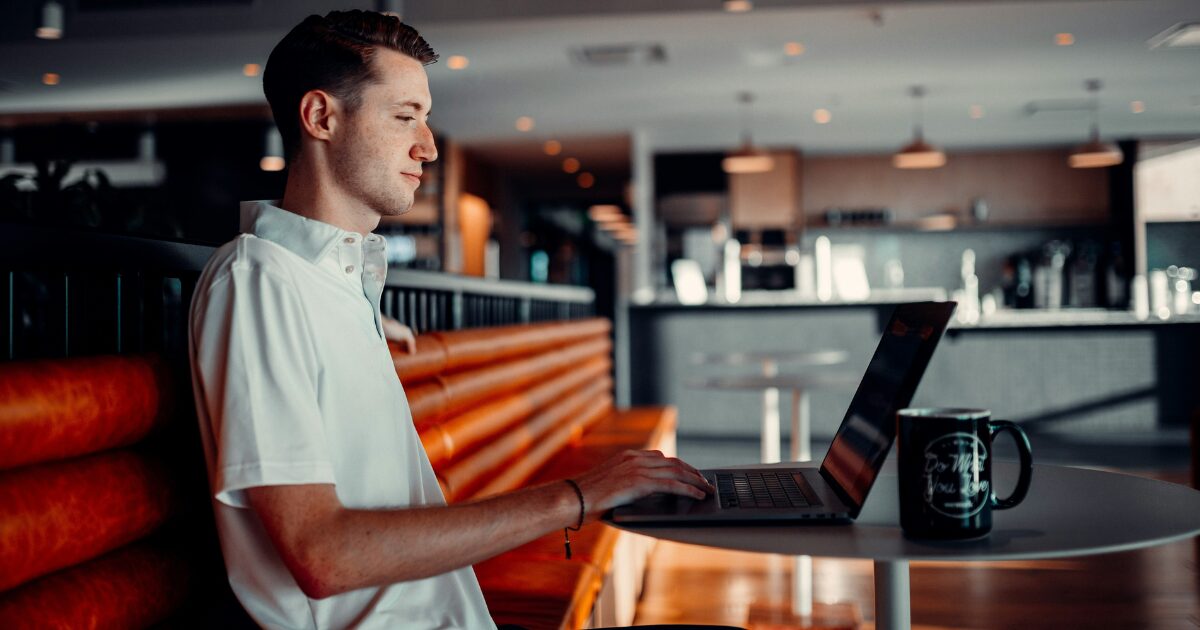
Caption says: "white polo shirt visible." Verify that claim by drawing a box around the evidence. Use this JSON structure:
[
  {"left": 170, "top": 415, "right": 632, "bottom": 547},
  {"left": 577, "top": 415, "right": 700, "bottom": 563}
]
[{"left": 188, "top": 200, "right": 494, "bottom": 630}]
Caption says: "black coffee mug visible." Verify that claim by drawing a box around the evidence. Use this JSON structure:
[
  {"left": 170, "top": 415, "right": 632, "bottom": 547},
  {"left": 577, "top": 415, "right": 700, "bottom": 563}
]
[{"left": 896, "top": 408, "right": 1033, "bottom": 540}]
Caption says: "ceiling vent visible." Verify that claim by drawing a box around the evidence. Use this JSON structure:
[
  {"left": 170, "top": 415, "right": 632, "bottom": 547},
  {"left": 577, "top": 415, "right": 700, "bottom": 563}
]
[
  {"left": 1149, "top": 22, "right": 1200, "bottom": 48},
  {"left": 1023, "top": 98, "right": 1092, "bottom": 116},
  {"left": 570, "top": 43, "right": 667, "bottom": 67}
]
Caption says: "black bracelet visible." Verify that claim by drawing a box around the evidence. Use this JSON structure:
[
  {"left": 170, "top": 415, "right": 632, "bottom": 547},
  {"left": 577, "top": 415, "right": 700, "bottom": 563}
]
[{"left": 563, "top": 479, "right": 585, "bottom": 559}]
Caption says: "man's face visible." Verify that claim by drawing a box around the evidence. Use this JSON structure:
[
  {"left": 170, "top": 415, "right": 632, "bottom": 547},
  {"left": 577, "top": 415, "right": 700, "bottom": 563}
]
[{"left": 329, "top": 48, "right": 437, "bottom": 219}]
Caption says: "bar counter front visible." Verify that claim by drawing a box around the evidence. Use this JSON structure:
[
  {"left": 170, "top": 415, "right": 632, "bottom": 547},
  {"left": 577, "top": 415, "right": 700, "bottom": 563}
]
[{"left": 627, "top": 296, "right": 1200, "bottom": 445}]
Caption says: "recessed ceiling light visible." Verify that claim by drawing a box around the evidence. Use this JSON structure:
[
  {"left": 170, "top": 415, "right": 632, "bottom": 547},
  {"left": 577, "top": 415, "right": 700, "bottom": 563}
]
[
  {"left": 813, "top": 108, "right": 832, "bottom": 124},
  {"left": 723, "top": 0, "right": 752, "bottom": 13},
  {"left": 577, "top": 172, "right": 595, "bottom": 189},
  {"left": 243, "top": 64, "right": 260, "bottom": 77},
  {"left": 543, "top": 140, "right": 562, "bottom": 156},
  {"left": 562, "top": 157, "right": 580, "bottom": 173},
  {"left": 969, "top": 105, "right": 985, "bottom": 119},
  {"left": 515, "top": 116, "right": 534, "bottom": 132},
  {"left": 1130, "top": 100, "right": 1146, "bottom": 114},
  {"left": 447, "top": 55, "right": 469, "bottom": 70},
  {"left": 42, "top": 73, "right": 60, "bottom": 86},
  {"left": 1055, "top": 33, "right": 1075, "bottom": 46},
  {"left": 784, "top": 42, "right": 805, "bottom": 56}
]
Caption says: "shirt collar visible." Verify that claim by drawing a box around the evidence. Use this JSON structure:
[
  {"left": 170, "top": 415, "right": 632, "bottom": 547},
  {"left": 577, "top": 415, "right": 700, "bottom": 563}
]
[{"left": 240, "top": 199, "right": 357, "bottom": 265}]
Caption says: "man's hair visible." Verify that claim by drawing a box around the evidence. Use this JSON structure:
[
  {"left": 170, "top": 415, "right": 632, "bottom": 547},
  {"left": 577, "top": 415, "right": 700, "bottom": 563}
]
[{"left": 263, "top": 10, "right": 438, "bottom": 163}]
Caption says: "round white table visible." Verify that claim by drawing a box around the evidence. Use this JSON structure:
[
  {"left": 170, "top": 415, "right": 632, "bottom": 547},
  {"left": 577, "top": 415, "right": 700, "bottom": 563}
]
[{"left": 609, "top": 462, "right": 1200, "bottom": 630}]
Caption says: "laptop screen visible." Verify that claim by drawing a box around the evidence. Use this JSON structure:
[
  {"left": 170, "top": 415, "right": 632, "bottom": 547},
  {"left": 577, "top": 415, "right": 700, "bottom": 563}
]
[{"left": 819, "top": 302, "right": 955, "bottom": 515}]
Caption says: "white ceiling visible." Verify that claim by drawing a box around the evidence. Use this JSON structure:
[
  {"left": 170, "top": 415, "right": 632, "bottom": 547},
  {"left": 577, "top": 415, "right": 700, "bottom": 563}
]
[{"left": 1, "top": 0, "right": 1198, "bottom": 155}]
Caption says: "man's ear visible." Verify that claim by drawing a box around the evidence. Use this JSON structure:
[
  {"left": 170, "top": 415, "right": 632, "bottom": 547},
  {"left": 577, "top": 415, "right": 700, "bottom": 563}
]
[{"left": 297, "top": 90, "right": 338, "bottom": 144}]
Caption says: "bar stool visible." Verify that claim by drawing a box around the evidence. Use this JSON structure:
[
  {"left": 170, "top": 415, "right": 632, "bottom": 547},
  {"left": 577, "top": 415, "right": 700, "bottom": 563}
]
[
  {"left": 690, "top": 350, "right": 849, "bottom": 464},
  {"left": 689, "top": 352, "right": 857, "bottom": 624}
]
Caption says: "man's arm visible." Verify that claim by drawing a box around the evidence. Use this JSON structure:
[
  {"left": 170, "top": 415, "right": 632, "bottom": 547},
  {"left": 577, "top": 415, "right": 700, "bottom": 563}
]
[{"left": 246, "top": 449, "right": 711, "bottom": 600}]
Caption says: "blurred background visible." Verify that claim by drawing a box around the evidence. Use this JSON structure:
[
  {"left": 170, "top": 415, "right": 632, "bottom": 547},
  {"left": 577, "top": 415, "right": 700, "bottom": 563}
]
[{"left": 2, "top": 0, "right": 1199, "bottom": 465}]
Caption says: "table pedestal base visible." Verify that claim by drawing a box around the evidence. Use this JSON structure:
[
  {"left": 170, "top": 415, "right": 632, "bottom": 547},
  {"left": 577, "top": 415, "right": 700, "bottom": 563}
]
[{"left": 873, "top": 560, "right": 910, "bottom": 630}]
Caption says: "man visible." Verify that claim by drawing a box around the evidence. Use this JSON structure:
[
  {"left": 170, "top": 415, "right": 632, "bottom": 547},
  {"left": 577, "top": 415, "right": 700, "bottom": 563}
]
[{"left": 188, "top": 10, "right": 712, "bottom": 630}]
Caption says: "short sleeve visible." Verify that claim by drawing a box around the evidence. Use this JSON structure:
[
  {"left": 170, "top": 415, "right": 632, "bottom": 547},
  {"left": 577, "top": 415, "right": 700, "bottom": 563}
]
[{"left": 191, "top": 264, "right": 335, "bottom": 508}]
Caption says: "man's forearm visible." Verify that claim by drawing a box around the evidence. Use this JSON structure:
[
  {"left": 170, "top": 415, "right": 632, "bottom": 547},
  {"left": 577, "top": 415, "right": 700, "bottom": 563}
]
[
  {"left": 255, "top": 480, "right": 579, "bottom": 599},
  {"left": 248, "top": 450, "right": 712, "bottom": 600}
]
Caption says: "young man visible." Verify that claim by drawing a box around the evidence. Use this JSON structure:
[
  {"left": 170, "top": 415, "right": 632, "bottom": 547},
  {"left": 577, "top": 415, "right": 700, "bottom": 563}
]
[{"left": 188, "top": 10, "right": 712, "bottom": 629}]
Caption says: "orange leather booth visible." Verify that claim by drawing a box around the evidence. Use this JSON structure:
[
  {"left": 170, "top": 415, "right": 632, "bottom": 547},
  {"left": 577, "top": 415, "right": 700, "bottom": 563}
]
[{"left": 0, "top": 317, "right": 675, "bottom": 630}]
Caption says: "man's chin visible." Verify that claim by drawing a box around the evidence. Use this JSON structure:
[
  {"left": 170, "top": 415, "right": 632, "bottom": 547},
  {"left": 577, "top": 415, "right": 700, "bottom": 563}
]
[{"left": 378, "top": 200, "right": 414, "bottom": 218}]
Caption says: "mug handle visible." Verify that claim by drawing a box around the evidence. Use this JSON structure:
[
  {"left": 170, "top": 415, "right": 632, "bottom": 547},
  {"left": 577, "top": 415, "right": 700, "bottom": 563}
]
[{"left": 989, "top": 419, "right": 1033, "bottom": 510}]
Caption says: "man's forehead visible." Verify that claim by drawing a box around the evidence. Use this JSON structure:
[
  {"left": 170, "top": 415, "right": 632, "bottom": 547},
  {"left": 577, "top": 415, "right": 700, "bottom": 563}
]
[{"left": 366, "top": 48, "right": 431, "bottom": 107}]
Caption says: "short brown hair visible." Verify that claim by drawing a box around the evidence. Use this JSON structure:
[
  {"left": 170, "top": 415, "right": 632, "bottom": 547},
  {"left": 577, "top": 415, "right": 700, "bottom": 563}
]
[{"left": 263, "top": 10, "right": 438, "bottom": 163}]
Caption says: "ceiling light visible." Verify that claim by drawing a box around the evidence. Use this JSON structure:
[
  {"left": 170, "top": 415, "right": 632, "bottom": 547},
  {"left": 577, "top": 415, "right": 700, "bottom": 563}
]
[
  {"left": 447, "top": 55, "right": 469, "bottom": 70},
  {"left": 893, "top": 85, "right": 946, "bottom": 169},
  {"left": 577, "top": 172, "right": 595, "bottom": 189},
  {"left": 42, "top": 73, "right": 60, "bottom": 86},
  {"left": 1148, "top": 22, "right": 1200, "bottom": 49},
  {"left": 723, "top": 0, "right": 753, "bottom": 13},
  {"left": 543, "top": 140, "right": 562, "bottom": 156},
  {"left": 562, "top": 157, "right": 580, "bottom": 173},
  {"left": 243, "top": 64, "right": 260, "bottom": 77},
  {"left": 1069, "top": 79, "right": 1122, "bottom": 169},
  {"left": 260, "top": 125, "right": 285, "bottom": 172},
  {"left": 515, "top": 116, "right": 534, "bottom": 132},
  {"left": 723, "top": 92, "right": 774, "bottom": 174},
  {"left": 36, "top": 1, "right": 63, "bottom": 40},
  {"left": 1130, "top": 100, "right": 1146, "bottom": 114},
  {"left": 784, "top": 42, "right": 805, "bottom": 56},
  {"left": 813, "top": 108, "right": 832, "bottom": 124},
  {"left": 969, "top": 105, "right": 985, "bottom": 119},
  {"left": 1055, "top": 32, "right": 1075, "bottom": 46}
]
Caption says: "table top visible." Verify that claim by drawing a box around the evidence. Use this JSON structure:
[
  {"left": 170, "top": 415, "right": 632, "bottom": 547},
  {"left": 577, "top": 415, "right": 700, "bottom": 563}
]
[
  {"left": 686, "top": 372, "right": 861, "bottom": 391},
  {"left": 609, "top": 462, "right": 1200, "bottom": 562},
  {"left": 691, "top": 350, "right": 849, "bottom": 367}
]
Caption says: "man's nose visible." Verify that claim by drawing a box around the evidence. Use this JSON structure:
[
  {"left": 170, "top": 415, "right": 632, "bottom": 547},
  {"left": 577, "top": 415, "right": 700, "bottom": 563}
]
[{"left": 412, "top": 125, "right": 438, "bottom": 163}]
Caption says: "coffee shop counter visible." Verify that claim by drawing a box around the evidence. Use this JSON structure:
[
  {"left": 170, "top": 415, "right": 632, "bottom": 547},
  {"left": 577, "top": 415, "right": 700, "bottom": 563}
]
[{"left": 624, "top": 297, "right": 1200, "bottom": 447}]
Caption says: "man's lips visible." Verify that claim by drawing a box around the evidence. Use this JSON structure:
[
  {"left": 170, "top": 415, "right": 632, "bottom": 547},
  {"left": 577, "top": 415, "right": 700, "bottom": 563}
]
[{"left": 402, "top": 173, "right": 422, "bottom": 185}]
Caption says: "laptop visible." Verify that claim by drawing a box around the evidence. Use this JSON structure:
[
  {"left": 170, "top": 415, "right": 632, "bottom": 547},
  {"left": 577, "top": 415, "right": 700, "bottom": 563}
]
[{"left": 609, "top": 301, "right": 956, "bottom": 524}]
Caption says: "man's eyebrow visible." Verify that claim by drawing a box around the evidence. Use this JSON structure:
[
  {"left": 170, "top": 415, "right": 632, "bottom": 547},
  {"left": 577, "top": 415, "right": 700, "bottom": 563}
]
[{"left": 392, "top": 100, "right": 427, "bottom": 111}]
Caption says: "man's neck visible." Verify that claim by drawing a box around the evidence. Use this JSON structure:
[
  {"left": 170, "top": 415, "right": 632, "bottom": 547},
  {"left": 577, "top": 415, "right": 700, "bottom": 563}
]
[{"left": 279, "top": 160, "right": 381, "bottom": 237}]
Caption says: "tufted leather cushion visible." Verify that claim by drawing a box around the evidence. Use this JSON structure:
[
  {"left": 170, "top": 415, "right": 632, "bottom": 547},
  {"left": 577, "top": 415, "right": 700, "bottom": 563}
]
[
  {"left": 441, "top": 380, "right": 612, "bottom": 501},
  {"left": 421, "top": 356, "right": 611, "bottom": 468},
  {"left": 389, "top": 335, "right": 449, "bottom": 384},
  {"left": 0, "top": 542, "right": 189, "bottom": 629},
  {"left": 0, "top": 355, "right": 169, "bottom": 471},
  {"left": 0, "top": 450, "right": 176, "bottom": 591},
  {"left": 392, "top": 319, "right": 611, "bottom": 386}
]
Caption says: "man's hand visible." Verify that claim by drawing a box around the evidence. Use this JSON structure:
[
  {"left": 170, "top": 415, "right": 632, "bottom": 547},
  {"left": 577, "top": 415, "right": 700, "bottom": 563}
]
[
  {"left": 572, "top": 450, "right": 714, "bottom": 521},
  {"left": 381, "top": 316, "right": 416, "bottom": 353}
]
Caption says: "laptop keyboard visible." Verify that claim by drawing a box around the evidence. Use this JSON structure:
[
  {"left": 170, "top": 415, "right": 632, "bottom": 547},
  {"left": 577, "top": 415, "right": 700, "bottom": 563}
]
[{"left": 716, "top": 471, "right": 812, "bottom": 509}]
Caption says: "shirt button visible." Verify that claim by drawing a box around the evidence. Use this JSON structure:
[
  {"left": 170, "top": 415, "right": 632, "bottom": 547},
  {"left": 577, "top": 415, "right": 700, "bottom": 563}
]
[
  {"left": 344, "top": 237, "right": 356, "bottom": 244},
  {"left": 345, "top": 265, "right": 355, "bottom": 274}
]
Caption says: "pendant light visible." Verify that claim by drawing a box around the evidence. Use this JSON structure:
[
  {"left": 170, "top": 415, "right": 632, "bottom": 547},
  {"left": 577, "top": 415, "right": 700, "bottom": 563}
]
[
  {"left": 260, "top": 125, "right": 285, "bottom": 172},
  {"left": 722, "top": 92, "right": 774, "bottom": 174},
  {"left": 36, "top": 1, "right": 63, "bottom": 40},
  {"left": 1069, "top": 79, "right": 1122, "bottom": 169},
  {"left": 893, "top": 85, "right": 946, "bottom": 169}
]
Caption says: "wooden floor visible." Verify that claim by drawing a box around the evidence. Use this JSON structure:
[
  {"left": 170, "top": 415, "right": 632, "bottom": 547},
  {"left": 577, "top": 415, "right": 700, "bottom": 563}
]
[{"left": 632, "top": 472, "right": 1200, "bottom": 630}]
